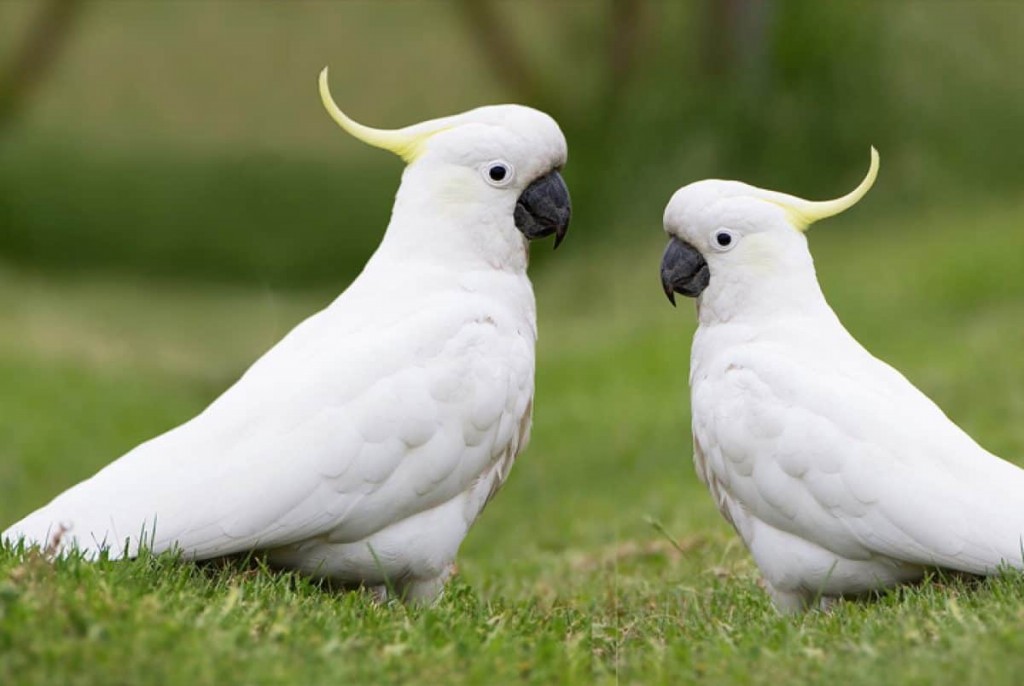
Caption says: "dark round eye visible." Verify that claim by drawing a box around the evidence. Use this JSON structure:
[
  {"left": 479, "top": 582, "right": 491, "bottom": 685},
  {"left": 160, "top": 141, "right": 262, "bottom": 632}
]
[
  {"left": 483, "top": 160, "right": 514, "bottom": 186},
  {"left": 489, "top": 164, "right": 508, "bottom": 182},
  {"left": 710, "top": 228, "right": 738, "bottom": 251}
]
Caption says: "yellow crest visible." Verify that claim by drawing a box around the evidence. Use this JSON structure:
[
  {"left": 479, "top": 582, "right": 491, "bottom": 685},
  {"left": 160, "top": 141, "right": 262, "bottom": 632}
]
[
  {"left": 754, "top": 148, "right": 879, "bottom": 231},
  {"left": 318, "top": 67, "right": 450, "bottom": 163}
]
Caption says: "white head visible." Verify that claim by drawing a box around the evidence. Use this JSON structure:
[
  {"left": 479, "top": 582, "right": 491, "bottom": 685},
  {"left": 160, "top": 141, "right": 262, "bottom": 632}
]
[
  {"left": 660, "top": 149, "right": 878, "bottom": 321},
  {"left": 319, "top": 68, "right": 570, "bottom": 272}
]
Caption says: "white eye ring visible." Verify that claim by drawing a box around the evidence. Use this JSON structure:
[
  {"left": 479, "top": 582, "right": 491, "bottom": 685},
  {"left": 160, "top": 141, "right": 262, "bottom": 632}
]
[
  {"left": 710, "top": 228, "right": 739, "bottom": 252},
  {"left": 482, "top": 160, "right": 515, "bottom": 187}
]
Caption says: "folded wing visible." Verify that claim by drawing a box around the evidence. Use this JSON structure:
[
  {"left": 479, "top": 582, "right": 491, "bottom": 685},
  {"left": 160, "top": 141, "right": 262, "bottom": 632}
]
[
  {"left": 4, "top": 295, "right": 533, "bottom": 560},
  {"left": 694, "top": 341, "right": 1024, "bottom": 574}
]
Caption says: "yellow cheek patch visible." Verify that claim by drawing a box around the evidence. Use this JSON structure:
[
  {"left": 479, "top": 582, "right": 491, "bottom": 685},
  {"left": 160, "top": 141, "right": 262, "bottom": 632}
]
[{"left": 740, "top": 234, "right": 780, "bottom": 274}]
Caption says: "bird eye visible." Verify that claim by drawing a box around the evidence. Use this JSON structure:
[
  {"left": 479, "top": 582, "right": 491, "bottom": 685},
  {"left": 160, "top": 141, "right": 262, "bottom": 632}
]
[
  {"left": 482, "top": 160, "right": 514, "bottom": 187},
  {"left": 711, "top": 229, "right": 738, "bottom": 251}
]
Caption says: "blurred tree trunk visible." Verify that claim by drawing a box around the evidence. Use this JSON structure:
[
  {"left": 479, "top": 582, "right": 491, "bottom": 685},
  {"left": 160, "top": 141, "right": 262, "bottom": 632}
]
[
  {"left": 455, "top": 0, "right": 647, "bottom": 223},
  {"left": 700, "top": 0, "right": 773, "bottom": 85},
  {"left": 454, "top": 0, "right": 546, "bottom": 107},
  {"left": 698, "top": 0, "right": 776, "bottom": 175},
  {"left": 0, "top": 0, "right": 84, "bottom": 134},
  {"left": 604, "top": 0, "right": 645, "bottom": 113},
  {"left": 455, "top": 0, "right": 645, "bottom": 121}
]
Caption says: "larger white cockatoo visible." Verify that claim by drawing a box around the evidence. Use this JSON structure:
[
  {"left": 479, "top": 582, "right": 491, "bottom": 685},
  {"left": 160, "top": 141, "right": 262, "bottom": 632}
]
[
  {"left": 659, "top": 149, "right": 1024, "bottom": 613},
  {"left": 3, "top": 69, "right": 571, "bottom": 603}
]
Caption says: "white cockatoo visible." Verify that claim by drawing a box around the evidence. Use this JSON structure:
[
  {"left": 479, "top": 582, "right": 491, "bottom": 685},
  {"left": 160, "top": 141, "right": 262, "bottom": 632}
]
[
  {"left": 3, "top": 68, "right": 571, "bottom": 603},
  {"left": 660, "top": 149, "right": 1024, "bottom": 612}
]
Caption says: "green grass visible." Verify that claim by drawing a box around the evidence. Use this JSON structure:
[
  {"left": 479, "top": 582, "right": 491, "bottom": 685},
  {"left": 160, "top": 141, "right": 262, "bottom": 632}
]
[{"left": 2, "top": 197, "right": 1024, "bottom": 684}]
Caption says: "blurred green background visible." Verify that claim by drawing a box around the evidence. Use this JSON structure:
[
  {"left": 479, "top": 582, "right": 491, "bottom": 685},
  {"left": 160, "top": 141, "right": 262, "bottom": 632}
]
[
  {"left": 2, "top": 0, "right": 1024, "bottom": 566},
  {"left": 1, "top": 0, "right": 1022, "bottom": 286},
  {"left": 3, "top": 3, "right": 1024, "bottom": 682},
  {"left": 3, "top": 0, "right": 1024, "bottom": 587}
]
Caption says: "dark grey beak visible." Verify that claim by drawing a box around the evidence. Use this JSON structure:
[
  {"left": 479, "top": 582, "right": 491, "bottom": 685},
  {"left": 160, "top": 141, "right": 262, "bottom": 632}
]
[
  {"left": 660, "top": 237, "right": 709, "bottom": 306},
  {"left": 515, "top": 170, "right": 571, "bottom": 248}
]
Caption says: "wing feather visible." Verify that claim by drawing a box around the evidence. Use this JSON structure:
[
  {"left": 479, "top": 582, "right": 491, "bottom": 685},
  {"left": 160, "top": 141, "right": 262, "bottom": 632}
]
[
  {"left": 5, "top": 296, "right": 535, "bottom": 561},
  {"left": 694, "top": 341, "right": 1024, "bottom": 574}
]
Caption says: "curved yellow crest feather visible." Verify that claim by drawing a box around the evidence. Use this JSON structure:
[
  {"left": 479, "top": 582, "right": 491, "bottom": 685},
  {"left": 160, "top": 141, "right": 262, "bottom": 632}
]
[
  {"left": 318, "top": 67, "right": 448, "bottom": 163},
  {"left": 755, "top": 148, "right": 879, "bottom": 231}
]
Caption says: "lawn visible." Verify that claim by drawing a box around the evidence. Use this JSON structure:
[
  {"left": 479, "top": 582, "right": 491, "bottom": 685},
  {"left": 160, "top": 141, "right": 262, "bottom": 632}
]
[{"left": 2, "top": 196, "right": 1024, "bottom": 684}]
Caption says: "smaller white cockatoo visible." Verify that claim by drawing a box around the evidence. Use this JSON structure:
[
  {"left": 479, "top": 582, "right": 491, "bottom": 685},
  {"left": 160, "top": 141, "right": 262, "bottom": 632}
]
[
  {"left": 3, "top": 69, "right": 571, "bottom": 603},
  {"left": 659, "top": 150, "right": 1024, "bottom": 612}
]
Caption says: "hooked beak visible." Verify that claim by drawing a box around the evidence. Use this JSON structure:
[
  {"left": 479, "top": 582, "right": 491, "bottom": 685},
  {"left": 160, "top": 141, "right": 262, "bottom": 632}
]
[
  {"left": 660, "top": 237, "right": 709, "bottom": 306},
  {"left": 515, "top": 170, "right": 571, "bottom": 249}
]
